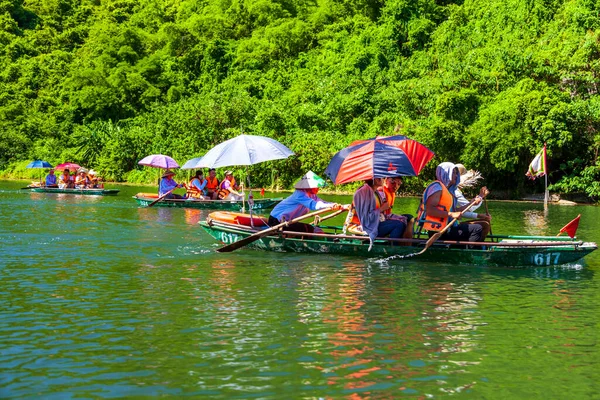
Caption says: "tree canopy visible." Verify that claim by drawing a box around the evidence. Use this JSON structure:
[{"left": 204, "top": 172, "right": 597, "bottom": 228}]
[{"left": 1, "top": 0, "right": 599, "bottom": 199}]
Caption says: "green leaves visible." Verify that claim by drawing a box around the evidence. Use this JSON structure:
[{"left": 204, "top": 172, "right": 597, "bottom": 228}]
[{"left": 1, "top": 0, "right": 600, "bottom": 201}]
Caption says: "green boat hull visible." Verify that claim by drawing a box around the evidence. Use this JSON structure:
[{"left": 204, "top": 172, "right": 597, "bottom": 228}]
[
  {"left": 134, "top": 195, "right": 282, "bottom": 210},
  {"left": 200, "top": 222, "right": 597, "bottom": 268},
  {"left": 28, "top": 187, "right": 119, "bottom": 196}
]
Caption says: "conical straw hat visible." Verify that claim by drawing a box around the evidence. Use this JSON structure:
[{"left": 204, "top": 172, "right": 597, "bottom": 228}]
[{"left": 294, "top": 171, "right": 327, "bottom": 189}]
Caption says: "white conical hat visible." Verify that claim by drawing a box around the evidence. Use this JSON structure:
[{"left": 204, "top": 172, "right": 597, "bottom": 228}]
[{"left": 294, "top": 171, "right": 327, "bottom": 189}]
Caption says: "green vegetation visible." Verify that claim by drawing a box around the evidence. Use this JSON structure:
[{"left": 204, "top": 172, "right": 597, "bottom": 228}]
[{"left": 1, "top": 0, "right": 599, "bottom": 199}]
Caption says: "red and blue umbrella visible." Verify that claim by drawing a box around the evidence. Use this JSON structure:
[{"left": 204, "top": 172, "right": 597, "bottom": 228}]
[{"left": 325, "top": 135, "right": 435, "bottom": 184}]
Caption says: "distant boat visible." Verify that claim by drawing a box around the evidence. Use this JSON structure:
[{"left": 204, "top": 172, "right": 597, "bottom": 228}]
[
  {"left": 24, "top": 186, "right": 119, "bottom": 196},
  {"left": 133, "top": 193, "right": 282, "bottom": 211},
  {"left": 200, "top": 211, "right": 598, "bottom": 268}
]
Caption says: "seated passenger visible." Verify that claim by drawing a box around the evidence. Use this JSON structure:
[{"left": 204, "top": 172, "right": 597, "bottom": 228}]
[
  {"left": 205, "top": 168, "right": 219, "bottom": 200},
  {"left": 159, "top": 170, "right": 184, "bottom": 199},
  {"left": 218, "top": 170, "right": 243, "bottom": 201},
  {"left": 88, "top": 170, "right": 103, "bottom": 188},
  {"left": 75, "top": 170, "right": 89, "bottom": 188},
  {"left": 45, "top": 169, "right": 58, "bottom": 187},
  {"left": 344, "top": 178, "right": 407, "bottom": 248},
  {"left": 187, "top": 170, "right": 208, "bottom": 199},
  {"left": 377, "top": 177, "right": 414, "bottom": 239},
  {"left": 268, "top": 171, "right": 342, "bottom": 233},
  {"left": 58, "top": 170, "right": 73, "bottom": 189},
  {"left": 416, "top": 162, "right": 491, "bottom": 245}
]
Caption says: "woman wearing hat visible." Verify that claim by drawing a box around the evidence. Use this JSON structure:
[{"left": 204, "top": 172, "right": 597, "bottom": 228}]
[
  {"left": 218, "top": 170, "right": 243, "bottom": 201},
  {"left": 75, "top": 169, "right": 90, "bottom": 189},
  {"left": 88, "top": 170, "right": 103, "bottom": 188},
  {"left": 159, "top": 170, "right": 184, "bottom": 199},
  {"left": 268, "top": 171, "right": 344, "bottom": 233}
]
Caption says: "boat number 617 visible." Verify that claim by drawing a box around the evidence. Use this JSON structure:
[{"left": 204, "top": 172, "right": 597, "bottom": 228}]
[
  {"left": 220, "top": 233, "right": 235, "bottom": 244},
  {"left": 533, "top": 253, "right": 560, "bottom": 266}
]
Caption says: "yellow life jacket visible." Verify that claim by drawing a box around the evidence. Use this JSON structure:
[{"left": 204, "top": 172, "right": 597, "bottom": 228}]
[{"left": 416, "top": 181, "right": 454, "bottom": 232}]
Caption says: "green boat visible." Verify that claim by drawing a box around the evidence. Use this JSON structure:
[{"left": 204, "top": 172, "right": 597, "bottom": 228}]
[
  {"left": 26, "top": 187, "right": 119, "bottom": 196},
  {"left": 133, "top": 193, "right": 282, "bottom": 210},
  {"left": 200, "top": 213, "right": 597, "bottom": 268}
]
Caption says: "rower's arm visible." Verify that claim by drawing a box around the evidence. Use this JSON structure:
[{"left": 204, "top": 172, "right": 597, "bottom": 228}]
[{"left": 425, "top": 192, "right": 461, "bottom": 219}]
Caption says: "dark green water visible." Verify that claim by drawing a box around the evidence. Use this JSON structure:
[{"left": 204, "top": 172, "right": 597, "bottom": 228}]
[{"left": 1, "top": 180, "right": 599, "bottom": 398}]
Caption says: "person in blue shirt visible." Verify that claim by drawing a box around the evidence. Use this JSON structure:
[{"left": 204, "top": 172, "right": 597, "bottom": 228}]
[
  {"left": 186, "top": 170, "right": 208, "bottom": 199},
  {"left": 268, "top": 171, "right": 344, "bottom": 233},
  {"left": 45, "top": 169, "right": 58, "bottom": 187},
  {"left": 159, "top": 170, "right": 184, "bottom": 199}
]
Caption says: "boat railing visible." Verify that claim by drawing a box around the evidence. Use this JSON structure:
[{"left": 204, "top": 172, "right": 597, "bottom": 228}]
[{"left": 266, "top": 230, "right": 585, "bottom": 248}]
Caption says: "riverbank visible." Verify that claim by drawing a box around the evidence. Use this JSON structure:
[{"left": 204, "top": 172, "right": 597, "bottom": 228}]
[{"left": 6, "top": 177, "right": 597, "bottom": 205}]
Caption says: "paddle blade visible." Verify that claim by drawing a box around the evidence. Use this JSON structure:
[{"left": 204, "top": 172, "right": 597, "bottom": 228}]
[
  {"left": 216, "top": 228, "right": 275, "bottom": 252},
  {"left": 417, "top": 232, "right": 442, "bottom": 255}
]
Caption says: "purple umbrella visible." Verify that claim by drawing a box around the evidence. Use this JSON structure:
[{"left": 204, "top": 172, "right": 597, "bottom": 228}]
[{"left": 138, "top": 154, "right": 179, "bottom": 169}]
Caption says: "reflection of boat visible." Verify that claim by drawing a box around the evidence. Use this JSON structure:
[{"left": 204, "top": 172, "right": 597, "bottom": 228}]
[
  {"left": 132, "top": 193, "right": 282, "bottom": 210},
  {"left": 25, "top": 187, "right": 119, "bottom": 196},
  {"left": 200, "top": 212, "right": 598, "bottom": 268}
]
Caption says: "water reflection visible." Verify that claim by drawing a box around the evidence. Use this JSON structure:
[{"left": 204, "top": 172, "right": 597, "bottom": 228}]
[
  {"left": 523, "top": 209, "right": 548, "bottom": 235},
  {"left": 184, "top": 209, "right": 206, "bottom": 226}
]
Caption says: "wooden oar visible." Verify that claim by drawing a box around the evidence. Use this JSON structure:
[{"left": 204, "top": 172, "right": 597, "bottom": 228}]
[
  {"left": 312, "top": 208, "right": 345, "bottom": 226},
  {"left": 484, "top": 197, "right": 493, "bottom": 238},
  {"left": 216, "top": 207, "right": 335, "bottom": 253},
  {"left": 147, "top": 188, "right": 175, "bottom": 207},
  {"left": 414, "top": 195, "right": 486, "bottom": 256}
]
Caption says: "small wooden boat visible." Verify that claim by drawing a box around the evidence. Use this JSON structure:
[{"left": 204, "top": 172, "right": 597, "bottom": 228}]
[
  {"left": 200, "top": 211, "right": 598, "bottom": 268},
  {"left": 133, "top": 193, "right": 282, "bottom": 210},
  {"left": 25, "top": 186, "right": 119, "bottom": 196}
]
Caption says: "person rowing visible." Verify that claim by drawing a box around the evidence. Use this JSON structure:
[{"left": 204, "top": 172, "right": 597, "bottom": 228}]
[
  {"left": 268, "top": 171, "right": 344, "bottom": 234},
  {"left": 416, "top": 162, "right": 491, "bottom": 246},
  {"left": 159, "top": 170, "right": 184, "bottom": 199}
]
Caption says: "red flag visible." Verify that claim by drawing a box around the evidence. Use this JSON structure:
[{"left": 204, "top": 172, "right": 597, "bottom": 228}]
[
  {"left": 558, "top": 214, "right": 581, "bottom": 238},
  {"left": 260, "top": 188, "right": 265, "bottom": 197}
]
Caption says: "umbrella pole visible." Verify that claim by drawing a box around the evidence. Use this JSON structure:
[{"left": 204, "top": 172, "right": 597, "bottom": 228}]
[{"left": 246, "top": 168, "right": 254, "bottom": 228}]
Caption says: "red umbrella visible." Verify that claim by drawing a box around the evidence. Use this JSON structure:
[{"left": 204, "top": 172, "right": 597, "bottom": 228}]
[
  {"left": 325, "top": 135, "right": 435, "bottom": 184},
  {"left": 54, "top": 162, "right": 82, "bottom": 172}
]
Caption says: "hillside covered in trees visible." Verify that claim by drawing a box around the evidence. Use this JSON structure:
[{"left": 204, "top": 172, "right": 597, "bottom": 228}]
[{"left": 1, "top": 0, "right": 599, "bottom": 198}]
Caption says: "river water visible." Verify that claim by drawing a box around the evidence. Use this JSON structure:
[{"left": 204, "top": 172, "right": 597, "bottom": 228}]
[{"left": 1, "top": 180, "right": 599, "bottom": 398}]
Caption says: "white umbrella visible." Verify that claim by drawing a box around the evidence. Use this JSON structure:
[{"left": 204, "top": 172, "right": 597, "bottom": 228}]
[
  {"left": 185, "top": 134, "right": 294, "bottom": 217},
  {"left": 181, "top": 156, "right": 203, "bottom": 170},
  {"left": 190, "top": 134, "right": 294, "bottom": 168}
]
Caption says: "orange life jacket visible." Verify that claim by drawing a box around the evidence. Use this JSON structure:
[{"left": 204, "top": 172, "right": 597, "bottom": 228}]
[
  {"left": 345, "top": 188, "right": 382, "bottom": 226},
  {"left": 205, "top": 176, "right": 219, "bottom": 191},
  {"left": 218, "top": 178, "right": 236, "bottom": 199},
  {"left": 380, "top": 187, "right": 395, "bottom": 215},
  {"left": 187, "top": 177, "right": 206, "bottom": 198},
  {"left": 416, "top": 181, "right": 454, "bottom": 232}
]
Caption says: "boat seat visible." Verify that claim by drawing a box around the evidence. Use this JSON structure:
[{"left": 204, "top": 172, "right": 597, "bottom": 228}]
[
  {"left": 137, "top": 193, "right": 159, "bottom": 198},
  {"left": 209, "top": 211, "right": 269, "bottom": 227}
]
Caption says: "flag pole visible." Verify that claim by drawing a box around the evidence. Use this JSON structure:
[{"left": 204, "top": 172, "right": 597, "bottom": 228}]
[
  {"left": 543, "top": 143, "right": 548, "bottom": 207},
  {"left": 544, "top": 172, "right": 548, "bottom": 206}
]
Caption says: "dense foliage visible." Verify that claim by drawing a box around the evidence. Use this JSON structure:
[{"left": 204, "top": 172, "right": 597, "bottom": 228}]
[{"left": 1, "top": 0, "right": 599, "bottom": 199}]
